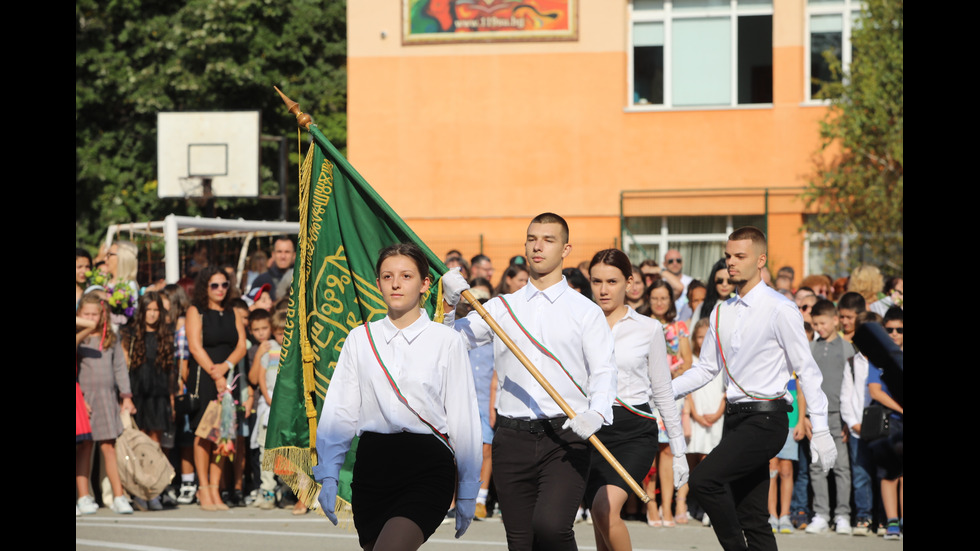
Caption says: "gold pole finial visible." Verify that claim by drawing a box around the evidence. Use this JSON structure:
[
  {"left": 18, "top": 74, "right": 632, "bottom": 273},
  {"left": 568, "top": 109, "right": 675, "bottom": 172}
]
[{"left": 275, "top": 86, "right": 312, "bottom": 130}]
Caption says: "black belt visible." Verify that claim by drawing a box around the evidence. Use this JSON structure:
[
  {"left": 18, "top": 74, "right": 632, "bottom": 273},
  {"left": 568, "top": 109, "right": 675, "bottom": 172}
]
[
  {"left": 726, "top": 401, "right": 792, "bottom": 415},
  {"left": 496, "top": 415, "right": 568, "bottom": 434}
]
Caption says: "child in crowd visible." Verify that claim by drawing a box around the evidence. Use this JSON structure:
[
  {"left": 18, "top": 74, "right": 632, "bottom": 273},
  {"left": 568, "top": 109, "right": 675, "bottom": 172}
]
[
  {"left": 162, "top": 284, "right": 198, "bottom": 506},
  {"left": 244, "top": 283, "right": 273, "bottom": 313},
  {"left": 805, "top": 299, "right": 854, "bottom": 535},
  {"left": 224, "top": 299, "right": 253, "bottom": 507},
  {"left": 76, "top": 293, "right": 137, "bottom": 514},
  {"left": 122, "top": 291, "right": 177, "bottom": 511},
  {"left": 251, "top": 310, "right": 287, "bottom": 510},
  {"left": 836, "top": 292, "right": 866, "bottom": 343},
  {"left": 245, "top": 308, "right": 273, "bottom": 504},
  {"left": 768, "top": 372, "right": 806, "bottom": 534},
  {"left": 682, "top": 317, "right": 724, "bottom": 526},
  {"left": 870, "top": 307, "right": 903, "bottom": 539},
  {"left": 840, "top": 310, "right": 882, "bottom": 536}
]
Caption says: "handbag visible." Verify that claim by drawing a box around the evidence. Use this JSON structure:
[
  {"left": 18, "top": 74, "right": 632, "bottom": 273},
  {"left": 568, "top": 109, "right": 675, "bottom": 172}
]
[
  {"left": 175, "top": 365, "right": 202, "bottom": 417},
  {"left": 194, "top": 399, "right": 223, "bottom": 441},
  {"left": 860, "top": 402, "right": 890, "bottom": 442}
]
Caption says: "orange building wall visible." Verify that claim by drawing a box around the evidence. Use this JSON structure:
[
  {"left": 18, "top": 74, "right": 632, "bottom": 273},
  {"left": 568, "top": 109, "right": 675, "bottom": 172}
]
[{"left": 347, "top": 1, "right": 825, "bottom": 284}]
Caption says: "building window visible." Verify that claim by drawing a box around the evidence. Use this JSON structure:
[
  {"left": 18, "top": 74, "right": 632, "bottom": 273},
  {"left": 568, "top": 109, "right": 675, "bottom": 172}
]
[
  {"left": 623, "top": 215, "right": 765, "bottom": 280},
  {"left": 806, "top": 0, "right": 863, "bottom": 101},
  {"left": 630, "top": 0, "right": 773, "bottom": 109}
]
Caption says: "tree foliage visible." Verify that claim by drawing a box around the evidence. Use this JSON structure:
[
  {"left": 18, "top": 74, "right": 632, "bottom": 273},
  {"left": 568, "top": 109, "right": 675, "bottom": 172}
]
[
  {"left": 76, "top": 0, "right": 347, "bottom": 250},
  {"left": 804, "top": 0, "right": 903, "bottom": 274}
]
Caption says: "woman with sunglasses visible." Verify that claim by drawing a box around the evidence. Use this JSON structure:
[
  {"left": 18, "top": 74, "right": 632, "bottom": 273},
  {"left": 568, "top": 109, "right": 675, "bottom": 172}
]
[
  {"left": 692, "top": 259, "right": 733, "bottom": 328},
  {"left": 186, "top": 266, "right": 247, "bottom": 510}
]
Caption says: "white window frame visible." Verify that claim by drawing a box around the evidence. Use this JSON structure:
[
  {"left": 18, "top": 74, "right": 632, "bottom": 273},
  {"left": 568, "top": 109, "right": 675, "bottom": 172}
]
[
  {"left": 626, "top": 0, "right": 775, "bottom": 112},
  {"left": 803, "top": 0, "right": 864, "bottom": 104}
]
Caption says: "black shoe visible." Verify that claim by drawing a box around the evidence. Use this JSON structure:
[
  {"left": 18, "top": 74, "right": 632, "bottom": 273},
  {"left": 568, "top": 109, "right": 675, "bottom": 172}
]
[
  {"left": 220, "top": 490, "right": 231, "bottom": 507},
  {"left": 230, "top": 489, "right": 246, "bottom": 508}
]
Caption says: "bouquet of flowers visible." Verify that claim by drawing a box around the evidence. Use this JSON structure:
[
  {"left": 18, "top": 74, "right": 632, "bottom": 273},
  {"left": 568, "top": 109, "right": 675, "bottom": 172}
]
[
  {"left": 214, "top": 380, "right": 240, "bottom": 462},
  {"left": 85, "top": 270, "right": 137, "bottom": 326},
  {"left": 105, "top": 284, "right": 137, "bottom": 320}
]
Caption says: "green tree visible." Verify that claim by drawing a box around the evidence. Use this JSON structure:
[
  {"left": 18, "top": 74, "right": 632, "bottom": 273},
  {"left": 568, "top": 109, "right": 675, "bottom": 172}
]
[
  {"left": 804, "top": 0, "right": 903, "bottom": 275},
  {"left": 76, "top": 0, "right": 347, "bottom": 251}
]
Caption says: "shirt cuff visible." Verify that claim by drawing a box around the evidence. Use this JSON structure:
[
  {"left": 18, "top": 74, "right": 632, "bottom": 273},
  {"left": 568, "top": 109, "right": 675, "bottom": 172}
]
[
  {"left": 808, "top": 411, "right": 829, "bottom": 433},
  {"left": 457, "top": 480, "right": 482, "bottom": 501},
  {"left": 669, "top": 435, "right": 687, "bottom": 457}
]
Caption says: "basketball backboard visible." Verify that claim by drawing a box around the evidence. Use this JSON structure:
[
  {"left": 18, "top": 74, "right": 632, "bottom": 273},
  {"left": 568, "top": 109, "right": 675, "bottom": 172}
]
[{"left": 157, "top": 111, "right": 260, "bottom": 198}]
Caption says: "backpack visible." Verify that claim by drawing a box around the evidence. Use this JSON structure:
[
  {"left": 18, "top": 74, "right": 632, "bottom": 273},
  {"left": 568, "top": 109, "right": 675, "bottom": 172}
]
[{"left": 116, "top": 412, "right": 175, "bottom": 500}]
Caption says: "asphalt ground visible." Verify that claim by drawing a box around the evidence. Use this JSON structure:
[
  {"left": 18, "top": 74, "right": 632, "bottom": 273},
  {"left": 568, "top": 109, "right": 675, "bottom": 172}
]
[{"left": 76, "top": 505, "right": 903, "bottom": 551}]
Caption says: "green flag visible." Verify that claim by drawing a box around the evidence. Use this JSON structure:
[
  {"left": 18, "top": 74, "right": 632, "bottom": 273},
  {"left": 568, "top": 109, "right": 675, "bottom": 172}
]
[{"left": 263, "top": 124, "right": 448, "bottom": 519}]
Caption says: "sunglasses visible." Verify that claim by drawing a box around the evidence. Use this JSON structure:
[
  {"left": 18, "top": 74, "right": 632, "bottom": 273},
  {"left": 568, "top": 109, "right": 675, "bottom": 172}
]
[
  {"left": 666, "top": 258, "right": 682, "bottom": 264},
  {"left": 885, "top": 327, "right": 904, "bottom": 334},
  {"left": 715, "top": 278, "right": 731, "bottom": 285},
  {"left": 209, "top": 281, "right": 230, "bottom": 290},
  {"left": 798, "top": 304, "right": 811, "bottom": 312}
]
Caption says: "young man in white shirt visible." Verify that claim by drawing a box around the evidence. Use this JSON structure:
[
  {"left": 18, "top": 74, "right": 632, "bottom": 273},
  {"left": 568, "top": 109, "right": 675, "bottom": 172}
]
[
  {"left": 671, "top": 227, "right": 838, "bottom": 551},
  {"left": 442, "top": 212, "right": 618, "bottom": 551}
]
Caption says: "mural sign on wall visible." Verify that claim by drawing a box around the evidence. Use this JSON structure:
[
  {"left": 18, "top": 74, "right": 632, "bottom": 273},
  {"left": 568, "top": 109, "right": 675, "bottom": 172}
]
[{"left": 403, "top": 0, "right": 578, "bottom": 44}]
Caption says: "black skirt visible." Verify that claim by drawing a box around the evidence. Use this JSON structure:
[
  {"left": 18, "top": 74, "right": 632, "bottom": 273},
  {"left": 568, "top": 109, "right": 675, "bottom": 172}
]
[
  {"left": 584, "top": 404, "right": 659, "bottom": 505},
  {"left": 352, "top": 431, "right": 456, "bottom": 547}
]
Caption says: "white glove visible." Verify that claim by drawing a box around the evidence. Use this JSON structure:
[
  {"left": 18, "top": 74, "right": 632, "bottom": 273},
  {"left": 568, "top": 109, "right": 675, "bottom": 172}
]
[
  {"left": 454, "top": 498, "right": 476, "bottom": 538},
  {"left": 317, "top": 477, "right": 339, "bottom": 525},
  {"left": 562, "top": 410, "right": 604, "bottom": 439},
  {"left": 441, "top": 267, "right": 470, "bottom": 306},
  {"left": 673, "top": 454, "right": 690, "bottom": 488},
  {"left": 810, "top": 429, "right": 838, "bottom": 473}
]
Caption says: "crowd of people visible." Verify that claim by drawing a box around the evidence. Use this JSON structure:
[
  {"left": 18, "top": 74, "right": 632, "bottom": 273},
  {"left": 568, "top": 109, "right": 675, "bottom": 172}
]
[{"left": 75, "top": 223, "right": 903, "bottom": 549}]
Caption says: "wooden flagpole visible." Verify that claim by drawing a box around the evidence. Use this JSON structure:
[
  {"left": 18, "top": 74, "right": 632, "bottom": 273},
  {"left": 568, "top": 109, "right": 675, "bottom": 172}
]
[{"left": 460, "top": 290, "right": 650, "bottom": 503}]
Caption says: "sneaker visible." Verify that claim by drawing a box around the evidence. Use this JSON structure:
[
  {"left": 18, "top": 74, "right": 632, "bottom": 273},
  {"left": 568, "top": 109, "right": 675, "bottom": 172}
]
[
  {"left": 702, "top": 513, "right": 711, "bottom": 527},
  {"left": 148, "top": 497, "right": 163, "bottom": 511},
  {"left": 778, "top": 515, "right": 794, "bottom": 534},
  {"left": 132, "top": 497, "right": 148, "bottom": 512},
  {"left": 111, "top": 496, "right": 134, "bottom": 515},
  {"left": 230, "top": 489, "right": 246, "bottom": 508},
  {"left": 834, "top": 515, "right": 852, "bottom": 535},
  {"left": 574, "top": 507, "right": 585, "bottom": 524},
  {"left": 853, "top": 519, "right": 870, "bottom": 536},
  {"left": 769, "top": 515, "right": 779, "bottom": 533},
  {"left": 177, "top": 482, "right": 198, "bottom": 505},
  {"left": 259, "top": 490, "right": 277, "bottom": 510},
  {"left": 160, "top": 488, "right": 178, "bottom": 508},
  {"left": 474, "top": 502, "right": 487, "bottom": 519},
  {"left": 244, "top": 489, "right": 258, "bottom": 507},
  {"left": 792, "top": 510, "right": 809, "bottom": 530},
  {"left": 805, "top": 515, "right": 829, "bottom": 534},
  {"left": 883, "top": 519, "right": 901, "bottom": 540},
  {"left": 77, "top": 495, "right": 98, "bottom": 515}
]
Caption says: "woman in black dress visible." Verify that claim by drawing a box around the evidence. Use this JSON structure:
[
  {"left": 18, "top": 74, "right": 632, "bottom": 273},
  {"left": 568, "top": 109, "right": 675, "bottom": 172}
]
[{"left": 186, "top": 267, "right": 247, "bottom": 511}]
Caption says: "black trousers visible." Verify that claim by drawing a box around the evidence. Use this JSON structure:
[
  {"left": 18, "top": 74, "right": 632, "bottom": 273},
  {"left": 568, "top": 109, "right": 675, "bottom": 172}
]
[
  {"left": 689, "top": 410, "right": 788, "bottom": 551},
  {"left": 492, "top": 423, "right": 591, "bottom": 551}
]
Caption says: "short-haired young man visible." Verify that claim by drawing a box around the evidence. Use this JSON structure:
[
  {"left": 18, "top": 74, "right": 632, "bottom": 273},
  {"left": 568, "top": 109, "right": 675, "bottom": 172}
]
[
  {"left": 671, "top": 227, "right": 837, "bottom": 551},
  {"left": 442, "top": 212, "right": 617, "bottom": 550}
]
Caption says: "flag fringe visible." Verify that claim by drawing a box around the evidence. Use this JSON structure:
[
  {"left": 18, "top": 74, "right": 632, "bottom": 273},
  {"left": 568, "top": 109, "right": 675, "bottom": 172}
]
[{"left": 262, "top": 446, "right": 354, "bottom": 528}]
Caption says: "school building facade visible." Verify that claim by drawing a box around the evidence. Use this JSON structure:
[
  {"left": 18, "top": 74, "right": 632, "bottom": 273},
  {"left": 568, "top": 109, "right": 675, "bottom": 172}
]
[{"left": 345, "top": 0, "right": 862, "bottom": 285}]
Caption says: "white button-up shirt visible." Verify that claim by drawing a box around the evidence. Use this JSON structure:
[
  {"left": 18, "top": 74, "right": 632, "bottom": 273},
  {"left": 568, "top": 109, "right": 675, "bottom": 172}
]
[
  {"left": 612, "top": 307, "right": 685, "bottom": 454},
  {"left": 672, "top": 283, "right": 830, "bottom": 432},
  {"left": 452, "top": 277, "right": 617, "bottom": 423},
  {"left": 313, "top": 312, "right": 483, "bottom": 499}
]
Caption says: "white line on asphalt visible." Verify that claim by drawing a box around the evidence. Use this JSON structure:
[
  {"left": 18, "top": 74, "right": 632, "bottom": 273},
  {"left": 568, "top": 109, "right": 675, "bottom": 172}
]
[{"left": 75, "top": 539, "right": 187, "bottom": 551}]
